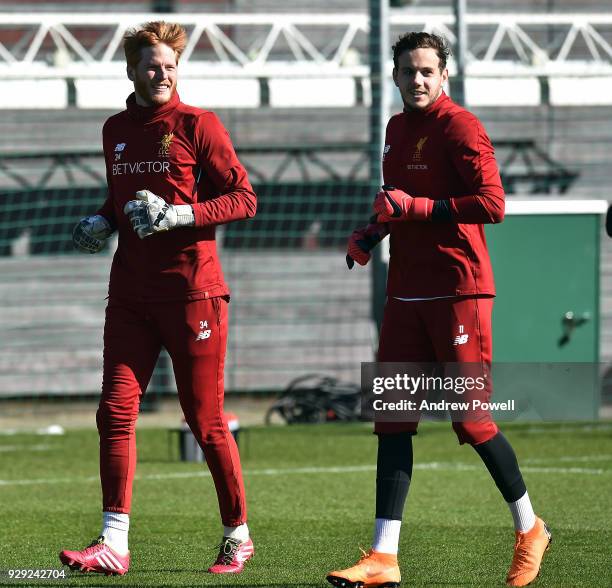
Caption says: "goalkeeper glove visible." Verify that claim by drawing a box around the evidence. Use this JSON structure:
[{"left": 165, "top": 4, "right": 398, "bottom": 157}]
[
  {"left": 346, "top": 222, "right": 389, "bottom": 269},
  {"left": 123, "top": 190, "right": 194, "bottom": 239},
  {"left": 72, "top": 215, "right": 113, "bottom": 254},
  {"left": 372, "top": 185, "right": 433, "bottom": 222}
]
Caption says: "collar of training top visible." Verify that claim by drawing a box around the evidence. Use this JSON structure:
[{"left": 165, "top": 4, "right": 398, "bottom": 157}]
[
  {"left": 125, "top": 91, "right": 180, "bottom": 123},
  {"left": 402, "top": 91, "right": 449, "bottom": 116}
]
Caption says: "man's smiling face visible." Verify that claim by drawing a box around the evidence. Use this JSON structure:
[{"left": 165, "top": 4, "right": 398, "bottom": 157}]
[
  {"left": 128, "top": 42, "right": 177, "bottom": 107},
  {"left": 393, "top": 47, "right": 448, "bottom": 111}
]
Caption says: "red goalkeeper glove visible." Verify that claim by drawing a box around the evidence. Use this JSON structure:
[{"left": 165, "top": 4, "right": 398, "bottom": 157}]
[
  {"left": 372, "top": 185, "right": 433, "bottom": 222},
  {"left": 346, "top": 222, "right": 389, "bottom": 269}
]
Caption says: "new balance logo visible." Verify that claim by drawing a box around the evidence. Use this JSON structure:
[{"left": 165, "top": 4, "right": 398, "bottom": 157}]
[
  {"left": 453, "top": 324, "right": 469, "bottom": 346},
  {"left": 382, "top": 144, "right": 391, "bottom": 161},
  {"left": 196, "top": 319, "right": 211, "bottom": 341}
]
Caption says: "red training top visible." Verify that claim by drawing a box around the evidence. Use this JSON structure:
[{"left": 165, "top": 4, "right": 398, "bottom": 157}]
[
  {"left": 382, "top": 92, "right": 504, "bottom": 298},
  {"left": 97, "top": 92, "right": 256, "bottom": 302}
]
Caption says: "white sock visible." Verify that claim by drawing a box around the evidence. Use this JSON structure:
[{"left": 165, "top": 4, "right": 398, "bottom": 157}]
[
  {"left": 223, "top": 523, "right": 249, "bottom": 543},
  {"left": 101, "top": 512, "right": 130, "bottom": 555},
  {"left": 372, "top": 518, "right": 401, "bottom": 555},
  {"left": 508, "top": 492, "right": 536, "bottom": 532}
]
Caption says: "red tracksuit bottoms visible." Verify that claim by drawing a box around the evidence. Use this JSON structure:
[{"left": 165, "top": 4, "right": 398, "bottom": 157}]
[
  {"left": 375, "top": 295, "right": 499, "bottom": 444},
  {"left": 97, "top": 295, "right": 246, "bottom": 526}
]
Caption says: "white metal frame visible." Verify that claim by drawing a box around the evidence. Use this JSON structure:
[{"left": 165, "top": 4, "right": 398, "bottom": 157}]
[{"left": 1, "top": 12, "right": 611, "bottom": 79}]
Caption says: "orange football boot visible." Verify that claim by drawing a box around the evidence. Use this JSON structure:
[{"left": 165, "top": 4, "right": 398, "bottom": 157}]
[
  {"left": 506, "top": 517, "right": 552, "bottom": 586},
  {"left": 327, "top": 548, "right": 401, "bottom": 588}
]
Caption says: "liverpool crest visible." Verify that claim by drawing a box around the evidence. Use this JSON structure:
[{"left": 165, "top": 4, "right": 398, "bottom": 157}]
[
  {"left": 412, "top": 136, "right": 428, "bottom": 161},
  {"left": 158, "top": 132, "right": 175, "bottom": 158}
]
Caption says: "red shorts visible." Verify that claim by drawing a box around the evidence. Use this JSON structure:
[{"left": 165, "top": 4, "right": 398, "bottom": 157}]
[{"left": 375, "top": 295, "right": 498, "bottom": 444}]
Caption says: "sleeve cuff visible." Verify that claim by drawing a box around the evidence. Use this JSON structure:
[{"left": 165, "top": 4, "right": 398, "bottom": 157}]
[
  {"left": 175, "top": 204, "right": 195, "bottom": 227},
  {"left": 411, "top": 198, "right": 434, "bottom": 221}
]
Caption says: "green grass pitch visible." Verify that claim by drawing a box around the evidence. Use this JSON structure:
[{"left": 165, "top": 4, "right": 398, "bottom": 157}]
[{"left": 1, "top": 421, "right": 611, "bottom": 587}]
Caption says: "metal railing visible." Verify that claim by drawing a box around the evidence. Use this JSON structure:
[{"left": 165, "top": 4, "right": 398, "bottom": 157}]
[{"left": 0, "top": 12, "right": 611, "bottom": 80}]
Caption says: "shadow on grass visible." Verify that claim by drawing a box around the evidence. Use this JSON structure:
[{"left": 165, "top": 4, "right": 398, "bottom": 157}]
[
  {"left": 125, "top": 582, "right": 323, "bottom": 588},
  {"left": 52, "top": 574, "right": 324, "bottom": 588}
]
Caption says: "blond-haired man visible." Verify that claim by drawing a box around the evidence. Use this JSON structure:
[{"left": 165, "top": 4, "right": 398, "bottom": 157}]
[{"left": 60, "top": 21, "right": 256, "bottom": 576}]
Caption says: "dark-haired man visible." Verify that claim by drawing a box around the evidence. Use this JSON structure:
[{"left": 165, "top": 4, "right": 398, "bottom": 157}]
[
  {"left": 60, "top": 21, "right": 256, "bottom": 576},
  {"left": 328, "top": 32, "right": 550, "bottom": 588}
]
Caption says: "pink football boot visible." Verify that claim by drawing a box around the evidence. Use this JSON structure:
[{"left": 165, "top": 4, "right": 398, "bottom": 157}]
[
  {"left": 59, "top": 536, "right": 130, "bottom": 576},
  {"left": 208, "top": 537, "right": 254, "bottom": 574}
]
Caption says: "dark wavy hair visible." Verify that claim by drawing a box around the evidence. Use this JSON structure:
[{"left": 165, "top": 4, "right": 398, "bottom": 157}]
[{"left": 392, "top": 32, "right": 450, "bottom": 72}]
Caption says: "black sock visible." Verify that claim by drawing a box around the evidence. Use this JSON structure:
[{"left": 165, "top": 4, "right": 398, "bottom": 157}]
[
  {"left": 375, "top": 432, "right": 413, "bottom": 520},
  {"left": 473, "top": 431, "right": 527, "bottom": 502}
]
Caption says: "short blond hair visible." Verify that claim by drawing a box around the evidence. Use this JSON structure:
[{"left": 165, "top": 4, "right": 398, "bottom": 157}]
[{"left": 123, "top": 21, "right": 187, "bottom": 67}]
